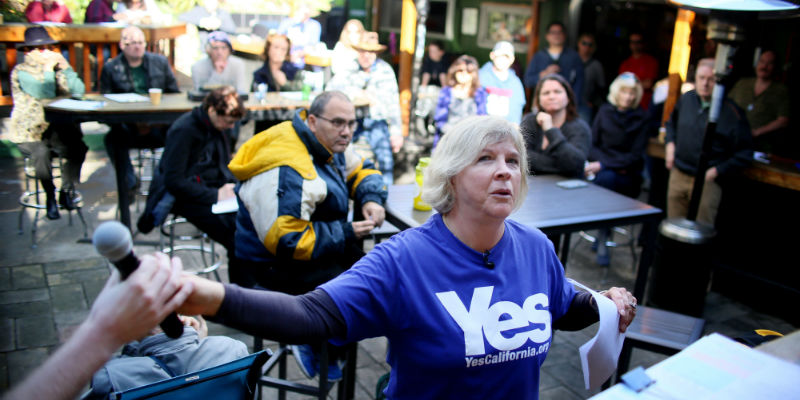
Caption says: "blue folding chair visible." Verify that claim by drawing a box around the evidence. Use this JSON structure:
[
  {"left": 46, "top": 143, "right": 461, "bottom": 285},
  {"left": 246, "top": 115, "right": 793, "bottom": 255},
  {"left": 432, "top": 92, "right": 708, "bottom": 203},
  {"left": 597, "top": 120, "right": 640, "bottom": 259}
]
[{"left": 112, "top": 350, "right": 270, "bottom": 400}]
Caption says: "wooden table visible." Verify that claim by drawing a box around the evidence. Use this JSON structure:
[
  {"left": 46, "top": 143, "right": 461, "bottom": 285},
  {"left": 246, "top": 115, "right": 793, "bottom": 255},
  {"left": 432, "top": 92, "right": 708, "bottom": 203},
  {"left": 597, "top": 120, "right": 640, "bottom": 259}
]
[
  {"left": 44, "top": 92, "right": 370, "bottom": 230},
  {"left": 647, "top": 138, "right": 800, "bottom": 192},
  {"left": 0, "top": 23, "right": 187, "bottom": 101},
  {"left": 45, "top": 92, "right": 371, "bottom": 124},
  {"left": 384, "top": 175, "right": 662, "bottom": 300}
]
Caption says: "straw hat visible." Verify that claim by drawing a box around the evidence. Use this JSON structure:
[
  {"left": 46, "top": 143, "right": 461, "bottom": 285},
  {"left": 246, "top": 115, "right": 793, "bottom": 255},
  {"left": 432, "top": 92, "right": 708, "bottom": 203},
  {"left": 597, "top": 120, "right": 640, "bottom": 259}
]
[{"left": 351, "top": 31, "right": 386, "bottom": 53}]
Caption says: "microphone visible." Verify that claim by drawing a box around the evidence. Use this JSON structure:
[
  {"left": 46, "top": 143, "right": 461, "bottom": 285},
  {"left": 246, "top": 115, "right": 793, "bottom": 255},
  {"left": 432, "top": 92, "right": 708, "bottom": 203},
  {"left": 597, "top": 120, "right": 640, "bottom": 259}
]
[
  {"left": 93, "top": 221, "right": 184, "bottom": 339},
  {"left": 483, "top": 250, "right": 495, "bottom": 270}
]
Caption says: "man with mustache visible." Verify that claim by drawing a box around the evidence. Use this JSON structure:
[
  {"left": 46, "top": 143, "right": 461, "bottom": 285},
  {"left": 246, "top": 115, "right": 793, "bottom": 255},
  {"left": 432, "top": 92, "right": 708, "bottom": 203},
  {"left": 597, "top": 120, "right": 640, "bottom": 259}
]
[{"left": 227, "top": 90, "right": 387, "bottom": 381}]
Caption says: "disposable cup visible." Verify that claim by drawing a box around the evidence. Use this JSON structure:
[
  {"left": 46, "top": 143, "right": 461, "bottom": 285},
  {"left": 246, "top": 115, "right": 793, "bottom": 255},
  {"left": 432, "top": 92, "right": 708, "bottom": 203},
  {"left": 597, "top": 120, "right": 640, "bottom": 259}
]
[{"left": 149, "top": 88, "right": 162, "bottom": 105}]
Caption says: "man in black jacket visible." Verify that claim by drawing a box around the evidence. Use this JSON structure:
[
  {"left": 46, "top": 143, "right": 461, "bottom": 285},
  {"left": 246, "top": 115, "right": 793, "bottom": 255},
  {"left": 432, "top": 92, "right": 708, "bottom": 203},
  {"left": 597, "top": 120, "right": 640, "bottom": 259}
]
[
  {"left": 664, "top": 59, "right": 752, "bottom": 225},
  {"left": 100, "top": 25, "right": 180, "bottom": 228}
]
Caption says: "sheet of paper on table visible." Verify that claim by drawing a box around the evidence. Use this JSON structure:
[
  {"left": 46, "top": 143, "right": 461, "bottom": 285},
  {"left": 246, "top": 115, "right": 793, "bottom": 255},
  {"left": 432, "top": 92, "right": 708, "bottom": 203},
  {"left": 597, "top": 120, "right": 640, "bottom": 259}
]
[
  {"left": 212, "top": 197, "right": 238, "bottom": 214},
  {"left": 280, "top": 92, "right": 305, "bottom": 101},
  {"left": 568, "top": 278, "right": 626, "bottom": 389},
  {"left": 104, "top": 93, "right": 150, "bottom": 103},
  {"left": 590, "top": 333, "right": 800, "bottom": 399},
  {"left": 48, "top": 98, "right": 106, "bottom": 111}
]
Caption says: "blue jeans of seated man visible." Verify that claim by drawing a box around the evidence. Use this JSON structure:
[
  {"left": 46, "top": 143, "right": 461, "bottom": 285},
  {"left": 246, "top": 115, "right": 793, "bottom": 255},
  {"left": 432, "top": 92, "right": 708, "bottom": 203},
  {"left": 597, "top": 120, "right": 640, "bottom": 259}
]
[{"left": 354, "top": 118, "right": 393, "bottom": 185}]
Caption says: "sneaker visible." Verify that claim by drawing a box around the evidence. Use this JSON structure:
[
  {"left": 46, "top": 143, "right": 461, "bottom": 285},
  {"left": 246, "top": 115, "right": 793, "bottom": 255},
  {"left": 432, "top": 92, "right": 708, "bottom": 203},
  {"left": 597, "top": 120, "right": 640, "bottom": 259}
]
[
  {"left": 290, "top": 344, "right": 318, "bottom": 379},
  {"left": 325, "top": 362, "right": 343, "bottom": 382}
]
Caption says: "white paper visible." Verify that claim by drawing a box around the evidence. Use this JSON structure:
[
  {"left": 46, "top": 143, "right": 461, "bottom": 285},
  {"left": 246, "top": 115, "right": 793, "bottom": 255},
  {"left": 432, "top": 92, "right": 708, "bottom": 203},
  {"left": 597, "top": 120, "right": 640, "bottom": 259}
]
[
  {"left": 280, "top": 91, "right": 304, "bottom": 101},
  {"left": 567, "top": 278, "right": 626, "bottom": 390},
  {"left": 211, "top": 197, "right": 238, "bottom": 214},
  {"left": 753, "top": 151, "right": 770, "bottom": 164},
  {"left": 104, "top": 93, "right": 150, "bottom": 103},
  {"left": 47, "top": 99, "right": 105, "bottom": 111},
  {"left": 591, "top": 333, "right": 800, "bottom": 399}
]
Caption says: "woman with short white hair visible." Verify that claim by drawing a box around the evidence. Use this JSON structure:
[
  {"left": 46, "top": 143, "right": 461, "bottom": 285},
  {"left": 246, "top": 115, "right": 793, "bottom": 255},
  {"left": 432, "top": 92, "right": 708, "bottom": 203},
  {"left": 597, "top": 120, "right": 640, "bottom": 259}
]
[
  {"left": 190, "top": 31, "right": 248, "bottom": 94},
  {"left": 584, "top": 72, "right": 649, "bottom": 266},
  {"left": 171, "top": 115, "right": 637, "bottom": 399}
]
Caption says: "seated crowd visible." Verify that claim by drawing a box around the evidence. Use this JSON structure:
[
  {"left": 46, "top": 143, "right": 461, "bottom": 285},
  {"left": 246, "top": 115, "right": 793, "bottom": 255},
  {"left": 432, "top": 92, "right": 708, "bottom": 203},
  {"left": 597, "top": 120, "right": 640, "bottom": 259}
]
[{"left": 6, "top": 9, "right": 790, "bottom": 399}]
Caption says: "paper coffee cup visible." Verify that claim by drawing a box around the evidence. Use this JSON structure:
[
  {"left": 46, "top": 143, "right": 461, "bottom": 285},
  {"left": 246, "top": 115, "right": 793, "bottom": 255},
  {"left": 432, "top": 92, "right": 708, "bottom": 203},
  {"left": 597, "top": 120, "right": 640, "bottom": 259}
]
[{"left": 149, "top": 88, "right": 162, "bottom": 105}]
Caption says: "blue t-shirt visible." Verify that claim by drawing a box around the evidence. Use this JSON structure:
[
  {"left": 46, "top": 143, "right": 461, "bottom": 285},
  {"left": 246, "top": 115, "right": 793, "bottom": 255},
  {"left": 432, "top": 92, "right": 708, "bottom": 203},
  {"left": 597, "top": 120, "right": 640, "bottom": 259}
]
[
  {"left": 321, "top": 214, "right": 576, "bottom": 399},
  {"left": 479, "top": 62, "right": 526, "bottom": 125}
]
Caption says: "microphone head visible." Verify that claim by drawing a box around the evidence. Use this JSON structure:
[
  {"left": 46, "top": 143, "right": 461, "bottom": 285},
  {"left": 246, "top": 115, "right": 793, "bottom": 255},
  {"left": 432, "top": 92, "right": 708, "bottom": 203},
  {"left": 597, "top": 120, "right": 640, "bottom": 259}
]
[{"left": 93, "top": 221, "right": 133, "bottom": 262}]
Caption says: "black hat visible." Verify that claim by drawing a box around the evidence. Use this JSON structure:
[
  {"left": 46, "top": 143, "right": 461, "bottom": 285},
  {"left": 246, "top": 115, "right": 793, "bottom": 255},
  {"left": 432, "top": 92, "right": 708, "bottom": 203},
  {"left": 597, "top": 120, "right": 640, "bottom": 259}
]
[{"left": 19, "top": 26, "right": 58, "bottom": 49}]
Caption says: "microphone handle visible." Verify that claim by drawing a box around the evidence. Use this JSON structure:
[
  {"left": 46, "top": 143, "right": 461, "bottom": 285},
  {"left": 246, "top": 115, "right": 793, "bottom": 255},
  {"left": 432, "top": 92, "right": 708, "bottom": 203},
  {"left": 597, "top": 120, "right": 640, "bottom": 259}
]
[{"left": 113, "top": 252, "right": 184, "bottom": 339}]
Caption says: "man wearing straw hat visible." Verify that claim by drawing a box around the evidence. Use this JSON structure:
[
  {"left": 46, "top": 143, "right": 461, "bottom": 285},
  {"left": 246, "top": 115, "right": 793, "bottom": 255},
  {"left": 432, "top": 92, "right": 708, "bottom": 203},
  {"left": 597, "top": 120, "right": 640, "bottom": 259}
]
[{"left": 326, "top": 31, "right": 402, "bottom": 185}]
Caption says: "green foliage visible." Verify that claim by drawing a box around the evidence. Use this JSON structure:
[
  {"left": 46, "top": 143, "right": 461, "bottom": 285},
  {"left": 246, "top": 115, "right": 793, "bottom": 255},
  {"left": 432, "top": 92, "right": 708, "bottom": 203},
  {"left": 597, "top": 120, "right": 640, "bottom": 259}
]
[
  {"left": 63, "top": 0, "right": 92, "bottom": 23},
  {"left": 162, "top": 0, "right": 196, "bottom": 16},
  {"left": 1, "top": 0, "right": 27, "bottom": 22}
]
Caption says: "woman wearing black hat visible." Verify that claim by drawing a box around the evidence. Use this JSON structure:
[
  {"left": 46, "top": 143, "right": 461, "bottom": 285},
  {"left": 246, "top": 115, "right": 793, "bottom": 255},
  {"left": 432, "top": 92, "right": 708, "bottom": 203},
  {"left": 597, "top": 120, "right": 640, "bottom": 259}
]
[{"left": 10, "top": 26, "right": 87, "bottom": 220}]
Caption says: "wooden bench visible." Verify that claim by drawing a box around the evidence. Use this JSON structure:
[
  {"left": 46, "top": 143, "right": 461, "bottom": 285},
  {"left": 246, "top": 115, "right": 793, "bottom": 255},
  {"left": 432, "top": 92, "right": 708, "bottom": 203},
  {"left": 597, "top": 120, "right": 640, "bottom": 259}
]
[
  {"left": 0, "top": 23, "right": 186, "bottom": 106},
  {"left": 616, "top": 305, "right": 705, "bottom": 379}
]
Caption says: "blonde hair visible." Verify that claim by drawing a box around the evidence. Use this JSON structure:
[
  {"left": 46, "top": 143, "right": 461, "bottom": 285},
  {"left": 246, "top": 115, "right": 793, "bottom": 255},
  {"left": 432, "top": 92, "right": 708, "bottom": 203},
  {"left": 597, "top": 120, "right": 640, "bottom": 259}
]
[
  {"left": 607, "top": 72, "right": 643, "bottom": 108},
  {"left": 339, "top": 19, "right": 365, "bottom": 49},
  {"left": 422, "top": 116, "right": 529, "bottom": 214}
]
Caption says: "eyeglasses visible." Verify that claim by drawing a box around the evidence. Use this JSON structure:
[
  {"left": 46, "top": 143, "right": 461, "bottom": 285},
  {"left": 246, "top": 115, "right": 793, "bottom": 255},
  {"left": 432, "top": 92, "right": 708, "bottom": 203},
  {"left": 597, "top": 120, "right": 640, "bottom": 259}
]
[
  {"left": 314, "top": 115, "right": 358, "bottom": 131},
  {"left": 579, "top": 41, "right": 594, "bottom": 47},
  {"left": 123, "top": 40, "right": 145, "bottom": 47}
]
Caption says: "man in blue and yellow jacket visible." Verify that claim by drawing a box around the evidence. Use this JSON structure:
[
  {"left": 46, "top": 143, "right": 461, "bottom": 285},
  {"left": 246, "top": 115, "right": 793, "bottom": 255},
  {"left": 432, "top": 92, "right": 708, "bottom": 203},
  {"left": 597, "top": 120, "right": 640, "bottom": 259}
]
[
  {"left": 228, "top": 89, "right": 387, "bottom": 294},
  {"left": 228, "top": 91, "right": 386, "bottom": 381}
]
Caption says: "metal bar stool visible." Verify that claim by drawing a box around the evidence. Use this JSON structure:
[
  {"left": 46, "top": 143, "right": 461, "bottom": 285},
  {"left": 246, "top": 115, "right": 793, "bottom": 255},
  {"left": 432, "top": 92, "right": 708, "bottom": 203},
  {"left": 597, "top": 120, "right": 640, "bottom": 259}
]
[
  {"left": 18, "top": 155, "right": 88, "bottom": 248},
  {"left": 131, "top": 148, "right": 162, "bottom": 212},
  {"left": 158, "top": 216, "right": 222, "bottom": 281},
  {"left": 252, "top": 338, "right": 357, "bottom": 400},
  {"left": 572, "top": 225, "right": 639, "bottom": 269}
]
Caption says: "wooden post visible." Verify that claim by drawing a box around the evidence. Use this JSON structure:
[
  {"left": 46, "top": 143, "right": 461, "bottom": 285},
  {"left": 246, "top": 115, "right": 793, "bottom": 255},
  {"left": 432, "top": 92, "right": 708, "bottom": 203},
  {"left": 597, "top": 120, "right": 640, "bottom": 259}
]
[
  {"left": 372, "top": 0, "right": 382, "bottom": 32},
  {"left": 662, "top": 9, "right": 695, "bottom": 128},
  {"left": 83, "top": 44, "right": 91, "bottom": 93},
  {"left": 398, "top": 0, "right": 417, "bottom": 137},
  {"left": 527, "top": 0, "right": 541, "bottom": 64}
]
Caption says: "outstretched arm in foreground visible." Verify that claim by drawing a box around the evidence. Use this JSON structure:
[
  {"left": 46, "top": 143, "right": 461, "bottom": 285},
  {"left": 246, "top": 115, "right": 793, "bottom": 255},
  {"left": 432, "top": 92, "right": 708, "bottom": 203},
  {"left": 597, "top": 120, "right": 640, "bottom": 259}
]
[{"left": 4, "top": 253, "right": 192, "bottom": 400}]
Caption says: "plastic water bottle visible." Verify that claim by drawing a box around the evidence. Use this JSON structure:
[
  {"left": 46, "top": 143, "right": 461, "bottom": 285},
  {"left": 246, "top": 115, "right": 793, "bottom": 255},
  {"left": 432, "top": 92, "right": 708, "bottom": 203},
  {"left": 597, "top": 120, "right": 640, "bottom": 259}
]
[
  {"left": 413, "top": 157, "right": 432, "bottom": 211},
  {"left": 256, "top": 83, "right": 268, "bottom": 104}
]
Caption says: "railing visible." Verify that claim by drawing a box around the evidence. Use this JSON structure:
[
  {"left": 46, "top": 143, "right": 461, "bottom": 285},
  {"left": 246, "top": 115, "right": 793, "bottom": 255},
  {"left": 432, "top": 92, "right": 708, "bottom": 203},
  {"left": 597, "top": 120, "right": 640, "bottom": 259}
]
[{"left": 0, "top": 22, "right": 186, "bottom": 106}]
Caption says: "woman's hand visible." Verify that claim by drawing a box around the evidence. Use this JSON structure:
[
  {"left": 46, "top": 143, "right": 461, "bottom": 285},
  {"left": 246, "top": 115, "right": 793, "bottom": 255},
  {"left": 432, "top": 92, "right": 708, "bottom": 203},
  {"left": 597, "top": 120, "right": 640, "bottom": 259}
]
[
  {"left": 602, "top": 287, "right": 637, "bottom": 333},
  {"left": 176, "top": 274, "right": 226, "bottom": 317},
  {"left": 217, "top": 183, "right": 235, "bottom": 202},
  {"left": 536, "top": 112, "right": 553, "bottom": 131},
  {"left": 584, "top": 161, "right": 602, "bottom": 177}
]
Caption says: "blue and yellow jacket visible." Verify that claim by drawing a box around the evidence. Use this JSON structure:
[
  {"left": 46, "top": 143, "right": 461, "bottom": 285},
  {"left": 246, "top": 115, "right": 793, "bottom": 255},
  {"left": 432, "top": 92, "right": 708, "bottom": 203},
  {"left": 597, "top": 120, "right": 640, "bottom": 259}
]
[{"left": 229, "top": 109, "right": 387, "bottom": 263}]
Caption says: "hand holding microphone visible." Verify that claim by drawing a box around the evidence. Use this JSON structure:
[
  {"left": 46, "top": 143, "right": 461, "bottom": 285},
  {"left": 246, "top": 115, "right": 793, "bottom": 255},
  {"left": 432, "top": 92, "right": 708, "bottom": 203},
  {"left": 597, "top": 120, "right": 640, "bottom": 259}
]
[{"left": 93, "top": 221, "right": 187, "bottom": 338}]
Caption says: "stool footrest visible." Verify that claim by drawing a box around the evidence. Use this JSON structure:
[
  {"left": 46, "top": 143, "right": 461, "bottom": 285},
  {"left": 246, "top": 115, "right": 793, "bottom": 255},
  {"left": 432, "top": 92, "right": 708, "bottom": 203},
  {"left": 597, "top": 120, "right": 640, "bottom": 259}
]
[{"left": 259, "top": 376, "right": 335, "bottom": 396}]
